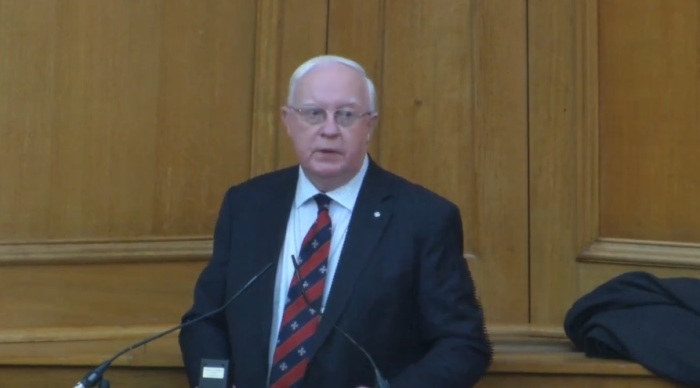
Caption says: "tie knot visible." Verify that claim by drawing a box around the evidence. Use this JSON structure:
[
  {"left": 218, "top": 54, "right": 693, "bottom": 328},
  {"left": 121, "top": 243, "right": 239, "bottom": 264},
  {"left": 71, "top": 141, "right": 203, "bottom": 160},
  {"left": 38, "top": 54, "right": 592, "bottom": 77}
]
[{"left": 313, "top": 193, "right": 331, "bottom": 212}]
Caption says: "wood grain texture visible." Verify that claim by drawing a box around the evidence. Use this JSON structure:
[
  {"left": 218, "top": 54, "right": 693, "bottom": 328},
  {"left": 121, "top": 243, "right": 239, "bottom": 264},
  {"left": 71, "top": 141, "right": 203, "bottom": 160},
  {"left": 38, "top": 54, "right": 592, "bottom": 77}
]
[
  {"left": 0, "top": 238, "right": 210, "bottom": 265},
  {"left": 529, "top": 0, "right": 700, "bottom": 325},
  {"left": 341, "top": 0, "right": 530, "bottom": 324},
  {"left": 0, "top": 325, "right": 673, "bottom": 387},
  {"left": 479, "top": 375, "right": 675, "bottom": 388},
  {"left": 327, "top": 0, "right": 384, "bottom": 158},
  {"left": 274, "top": 0, "right": 329, "bottom": 170},
  {"left": 0, "top": 260, "right": 205, "bottom": 330},
  {"left": 0, "top": 367, "right": 188, "bottom": 388},
  {"left": 151, "top": 0, "right": 256, "bottom": 236},
  {"left": 580, "top": 238, "right": 700, "bottom": 269},
  {"left": 599, "top": 0, "right": 700, "bottom": 242},
  {"left": 250, "top": 0, "right": 283, "bottom": 177},
  {"left": 0, "top": 366, "right": 672, "bottom": 388},
  {"left": 528, "top": 0, "right": 600, "bottom": 324},
  {"left": 0, "top": 0, "right": 256, "bottom": 242}
]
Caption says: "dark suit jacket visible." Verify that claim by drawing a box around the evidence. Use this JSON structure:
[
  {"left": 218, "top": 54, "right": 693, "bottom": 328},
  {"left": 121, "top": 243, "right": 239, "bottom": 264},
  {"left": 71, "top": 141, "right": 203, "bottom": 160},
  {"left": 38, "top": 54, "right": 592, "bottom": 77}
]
[
  {"left": 564, "top": 271, "right": 700, "bottom": 387},
  {"left": 179, "top": 160, "right": 492, "bottom": 388}
]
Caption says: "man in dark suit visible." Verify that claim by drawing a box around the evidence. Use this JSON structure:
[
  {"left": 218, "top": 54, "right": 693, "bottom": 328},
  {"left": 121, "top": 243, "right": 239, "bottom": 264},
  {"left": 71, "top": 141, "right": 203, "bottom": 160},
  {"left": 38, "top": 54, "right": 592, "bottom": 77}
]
[{"left": 179, "top": 55, "right": 492, "bottom": 388}]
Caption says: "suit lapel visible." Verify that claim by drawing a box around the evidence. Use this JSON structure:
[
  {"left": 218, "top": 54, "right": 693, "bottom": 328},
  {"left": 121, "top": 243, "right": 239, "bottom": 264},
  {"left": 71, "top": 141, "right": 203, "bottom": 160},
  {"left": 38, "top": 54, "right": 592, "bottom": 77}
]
[
  {"left": 309, "top": 162, "right": 393, "bottom": 359},
  {"left": 243, "top": 168, "right": 298, "bottom": 381}
]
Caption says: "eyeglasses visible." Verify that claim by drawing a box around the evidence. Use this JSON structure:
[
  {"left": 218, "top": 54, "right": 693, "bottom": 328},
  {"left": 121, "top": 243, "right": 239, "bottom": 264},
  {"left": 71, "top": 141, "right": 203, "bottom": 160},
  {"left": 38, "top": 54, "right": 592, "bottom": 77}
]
[{"left": 288, "top": 106, "right": 374, "bottom": 128}]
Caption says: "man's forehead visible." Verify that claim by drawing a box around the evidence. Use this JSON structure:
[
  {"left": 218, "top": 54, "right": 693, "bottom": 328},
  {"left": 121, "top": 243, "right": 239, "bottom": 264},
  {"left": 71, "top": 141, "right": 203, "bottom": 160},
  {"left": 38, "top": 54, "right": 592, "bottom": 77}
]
[
  {"left": 293, "top": 80, "right": 367, "bottom": 104},
  {"left": 294, "top": 98, "right": 362, "bottom": 108}
]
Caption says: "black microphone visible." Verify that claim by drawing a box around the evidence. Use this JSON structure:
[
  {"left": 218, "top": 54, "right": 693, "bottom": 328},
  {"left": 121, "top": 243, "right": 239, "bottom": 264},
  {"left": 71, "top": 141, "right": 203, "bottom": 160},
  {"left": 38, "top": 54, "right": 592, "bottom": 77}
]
[
  {"left": 290, "top": 255, "right": 390, "bottom": 388},
  {"left": 73, "top": 262, "right": 273, "bottom": 388}
]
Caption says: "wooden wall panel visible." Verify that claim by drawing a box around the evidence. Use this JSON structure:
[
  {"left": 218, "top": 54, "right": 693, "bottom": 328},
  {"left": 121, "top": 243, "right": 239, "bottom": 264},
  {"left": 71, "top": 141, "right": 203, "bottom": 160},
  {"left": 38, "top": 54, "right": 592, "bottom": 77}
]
[
  {"left": 0, "top": 0, "right": 326, "bottom": 375},
  {"left": 328, "top": 0, "right": 529, "bottom": 324},
  {"left": 530, "top": 0, "right": 700, "bottom": 325},
  {"left": 599, "top": 0, "right": 700, "bottom": 242},
  {"left": 0, "top": 367, "right": 187, "bottom": 388},
  {"left": 153, "top": 1, "right": 257, "bottom": 236},
  {"left": 479, "top": 375, "right": 676, "bottom": 387},
  {"left": 249, "top": 0, "right": 329, "bottom": 175},
  {"left": 327, "top": 0, "right": 384, "bottom": 157},
  {"left": 272, "top": 0, "right": 330, "bottom": 170},
  {"left": 529, "top": 0, "right": 600, "bottom": 324},
  {"left": 0, "top": 0, "right": 256, "bottom": 242},
  {"left": 0, "top": 1, "right": 58, "bottom": 240},
  {"left": 0, "top": 260, "right": 204, "bottom": 329}
]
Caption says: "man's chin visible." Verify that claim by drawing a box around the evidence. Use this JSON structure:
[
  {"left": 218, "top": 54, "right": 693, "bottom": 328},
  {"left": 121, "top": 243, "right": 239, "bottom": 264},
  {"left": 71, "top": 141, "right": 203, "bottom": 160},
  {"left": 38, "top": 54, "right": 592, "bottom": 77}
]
[
  {"left": 310, "top": 166, "right": 344, "bottom": 178},
  {"left": 302, "top": 163, "right": 351, "bottom": 189},
  {"left": 307, "top": 157, "right": 343, "bottom": 172}
]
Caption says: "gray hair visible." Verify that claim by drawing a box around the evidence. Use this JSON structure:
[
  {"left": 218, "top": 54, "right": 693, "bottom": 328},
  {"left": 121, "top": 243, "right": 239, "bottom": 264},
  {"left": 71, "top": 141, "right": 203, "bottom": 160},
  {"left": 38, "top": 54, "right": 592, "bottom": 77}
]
[{"left": 287, "top": 55, "right": 377, "bottom": 112}]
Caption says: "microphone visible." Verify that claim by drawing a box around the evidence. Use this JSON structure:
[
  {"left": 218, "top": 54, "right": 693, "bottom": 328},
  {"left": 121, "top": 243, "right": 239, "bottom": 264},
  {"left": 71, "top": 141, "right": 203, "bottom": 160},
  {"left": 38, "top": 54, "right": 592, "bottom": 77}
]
[
  {"left": 290, "top": 255, "right": 390, "bottom": 388},
  {"left": 73, "top": 262, "right": 273, "bottom": 388}
]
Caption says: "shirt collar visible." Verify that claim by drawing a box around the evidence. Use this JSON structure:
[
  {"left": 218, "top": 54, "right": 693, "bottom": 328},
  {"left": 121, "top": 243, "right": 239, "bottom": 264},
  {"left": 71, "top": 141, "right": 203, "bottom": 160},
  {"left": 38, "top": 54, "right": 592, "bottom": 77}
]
[{"left": 294, "top": 154, "right": 369, "bottom": 211}]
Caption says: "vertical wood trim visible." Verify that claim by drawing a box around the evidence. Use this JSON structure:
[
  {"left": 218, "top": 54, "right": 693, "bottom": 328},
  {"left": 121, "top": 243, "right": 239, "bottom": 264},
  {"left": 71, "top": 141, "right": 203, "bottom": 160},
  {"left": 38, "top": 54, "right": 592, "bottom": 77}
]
[
  {"left": 250, "top": 0, "right": 282, "bottom": 178},
  {"left": 575, "top": 0, "right": 599, "bottom": 250},
  {"left": 529, "top": 0, "right": 600, "bottom": 324},
  {"left": 371, "top": 0, "right": 386, "bottom": 160}
]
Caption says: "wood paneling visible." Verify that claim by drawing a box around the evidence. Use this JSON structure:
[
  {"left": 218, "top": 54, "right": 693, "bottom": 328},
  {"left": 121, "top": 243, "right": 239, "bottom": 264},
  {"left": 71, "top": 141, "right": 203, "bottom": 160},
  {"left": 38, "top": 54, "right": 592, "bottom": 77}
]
[
  {"left": 479, "top": 376, "right": 675, "bottom": 387},
  {"left": 7, "top": 0, "right": 699, "bottom": 383},
  {"left": 273, "top": 0, "right": 329, "bottom": 170},
  {"left": 2, "top": 365, "right": 674, "bottom": 388},
  {"left": 327, "top": 0, "right": 529, "bottom": 324},
  {"left": 153, "top": 1, "right": 256, "bottom": 236},
  {"left": 251, "top": 0, "right": 329, "bottom": 176},
  {"left": 530, "top": 0, "right": 700, "bottom": 325},
  {"left": 599, "top": 0, "right": 700, "bottom": 243},
  {"left": 0, "top": 367, "right": 188, "bottom": 388},
  {"left": 529, "top": 0, "right": 601, "bottom": 324},
  {"left": 1, "top": 0, "right": 529, "bottom": 340},
  {"left": 0, "top": 261, "right": 204, "bottom": 329},
  {"left": 327, "top": 0, "right": 384, "bottom": 158},
  {"left": 0, "top": 0, "right": 256, "bottom": 241},
  {"left": 0, "top": 239, "right": 211, "bottom": 265},
  {"left": 250, "top": 0, "right": 283, "bottom": 177},
  {"left": 580, "top": 238, "right": 700, "bottom": 269},
  {"left": 0, "top": 326, "right": 674, "bottom": 387}
]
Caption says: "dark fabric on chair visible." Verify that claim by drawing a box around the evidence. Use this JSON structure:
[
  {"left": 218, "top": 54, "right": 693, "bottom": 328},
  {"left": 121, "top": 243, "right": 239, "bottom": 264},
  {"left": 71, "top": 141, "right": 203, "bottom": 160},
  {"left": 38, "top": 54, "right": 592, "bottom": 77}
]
[{"left": 564, "top": 271, "right": 700, "bottom": 386}]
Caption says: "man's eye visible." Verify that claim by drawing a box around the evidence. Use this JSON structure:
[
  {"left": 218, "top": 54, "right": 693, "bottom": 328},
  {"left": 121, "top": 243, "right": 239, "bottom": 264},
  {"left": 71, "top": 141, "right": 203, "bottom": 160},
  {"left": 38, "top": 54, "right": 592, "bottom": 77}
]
[
  {"left": 337, "top": 110, "right": 355, "bottom": 118},
  {"left": 306, "top": 109, "right": 325, "bottom": 117}
]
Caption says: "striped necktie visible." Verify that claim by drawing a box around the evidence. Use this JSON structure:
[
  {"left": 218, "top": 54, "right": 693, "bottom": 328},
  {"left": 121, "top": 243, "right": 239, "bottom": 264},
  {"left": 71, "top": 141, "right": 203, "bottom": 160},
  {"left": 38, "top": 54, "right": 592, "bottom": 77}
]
[{"left": 269, "top": 193, "right": 332, "bottom": 388}]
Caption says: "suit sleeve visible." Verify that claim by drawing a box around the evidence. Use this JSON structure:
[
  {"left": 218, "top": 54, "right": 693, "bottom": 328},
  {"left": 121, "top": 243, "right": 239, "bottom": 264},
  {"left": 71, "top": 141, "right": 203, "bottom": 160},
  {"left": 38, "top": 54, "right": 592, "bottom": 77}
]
[
  {"left": 390, "top": 203, "right": 493, "bottom": 388},
  {"left": 178, "top": 188, "right": 235, "bottom": 387}
]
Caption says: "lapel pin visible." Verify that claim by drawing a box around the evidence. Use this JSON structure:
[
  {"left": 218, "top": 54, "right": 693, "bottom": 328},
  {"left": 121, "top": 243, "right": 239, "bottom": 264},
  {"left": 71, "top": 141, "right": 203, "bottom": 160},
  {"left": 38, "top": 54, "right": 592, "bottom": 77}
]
[{"left": 373, "top": 211, "right": 381, "bottom": 218}]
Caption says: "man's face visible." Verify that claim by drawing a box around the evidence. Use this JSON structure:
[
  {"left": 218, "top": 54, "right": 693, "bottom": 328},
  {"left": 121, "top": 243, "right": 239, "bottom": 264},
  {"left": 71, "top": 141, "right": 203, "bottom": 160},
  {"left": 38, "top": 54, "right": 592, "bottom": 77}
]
[{"left": 282, "top": 63, "right": 377, "bottom": 191}]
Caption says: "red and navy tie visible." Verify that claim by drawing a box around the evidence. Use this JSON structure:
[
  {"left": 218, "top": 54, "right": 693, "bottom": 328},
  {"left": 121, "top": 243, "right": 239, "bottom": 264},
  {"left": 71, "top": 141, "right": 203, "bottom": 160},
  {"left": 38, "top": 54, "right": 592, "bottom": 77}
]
[{"left": 269, "top": 194, "right": 332, "bottom": 388}]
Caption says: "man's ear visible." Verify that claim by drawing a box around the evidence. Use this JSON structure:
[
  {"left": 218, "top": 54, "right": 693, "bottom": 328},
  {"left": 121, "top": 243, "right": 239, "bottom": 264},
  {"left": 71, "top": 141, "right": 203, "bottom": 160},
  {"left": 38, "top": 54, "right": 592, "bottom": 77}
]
[
  {"left": 366, "top": 114, "right": 379, "bottom": 142},
  {"left": 281, "top": 106, "right": 293, "bottom": 136}
]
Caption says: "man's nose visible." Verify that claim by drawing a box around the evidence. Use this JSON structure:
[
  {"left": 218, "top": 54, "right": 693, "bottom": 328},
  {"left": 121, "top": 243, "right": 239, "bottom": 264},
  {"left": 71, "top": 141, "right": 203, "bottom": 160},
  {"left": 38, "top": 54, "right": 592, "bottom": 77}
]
[{"left": 319, "top": 113, "right": 341, "bottom": 135}]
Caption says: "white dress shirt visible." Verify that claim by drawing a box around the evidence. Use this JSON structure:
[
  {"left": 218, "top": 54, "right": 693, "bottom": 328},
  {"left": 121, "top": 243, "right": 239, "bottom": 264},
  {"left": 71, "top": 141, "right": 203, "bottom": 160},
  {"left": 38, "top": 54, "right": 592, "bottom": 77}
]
[{"left": 267, "top": 155, "right": 369, "bottom": 375}]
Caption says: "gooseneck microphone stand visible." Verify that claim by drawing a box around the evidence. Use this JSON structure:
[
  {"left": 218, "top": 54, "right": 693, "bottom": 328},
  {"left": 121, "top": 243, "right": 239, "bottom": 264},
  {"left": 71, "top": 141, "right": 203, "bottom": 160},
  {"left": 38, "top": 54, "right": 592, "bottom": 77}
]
[{"left": 73, "top": 262, "right": 273, "bottom": 388}]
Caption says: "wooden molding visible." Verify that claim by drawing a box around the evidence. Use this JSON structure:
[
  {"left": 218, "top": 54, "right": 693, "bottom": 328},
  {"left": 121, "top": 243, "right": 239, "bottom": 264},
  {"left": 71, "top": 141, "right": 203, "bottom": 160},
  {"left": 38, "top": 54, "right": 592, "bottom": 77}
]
[
  {"left": 579, "top": 238, "right": 700, "bottom": 269},
  {"left": 0, "top": 324, "right": 654, "bottom": 377},
  {"left": 250, "top": 0, "right": 282, "bottom": 177},
  {"left": 0, "top": 325, "right": 175, "bottom": 344},
  {"left": 487, "top": 324, "right": 566, "bottom": 339},
  {"left": 574, "top": 0, "right": 600, "bottom": 249},
  {"left": 528, "top": 0, "right": 601, "bottom": 323},
  {"left": 0, "top": 238, "right": 212, "bottom": 265}
]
